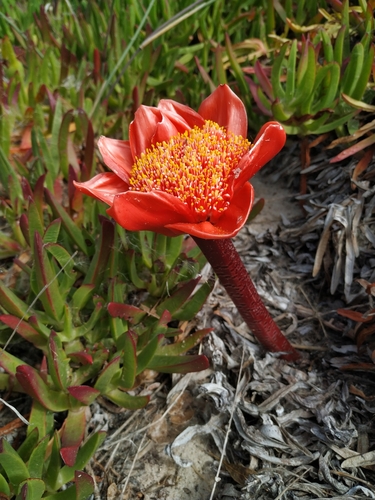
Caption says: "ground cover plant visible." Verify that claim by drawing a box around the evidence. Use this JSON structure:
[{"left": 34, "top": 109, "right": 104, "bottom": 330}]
[{"left": 0, "top": 0, "right": 375, "bottom": 498}]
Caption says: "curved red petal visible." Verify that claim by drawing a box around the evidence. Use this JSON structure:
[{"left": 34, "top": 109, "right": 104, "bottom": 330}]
[
  {"left": 98, "top": 137, "right": 133, "bottom": 183},
  {"left": 74, "top": 173, "right": 128, "bottom": 205},
  {"left": 158, "top": 100, "right": 205, "bottom": 129},
  {"left": 234, "top": 121, "right": 286, "bottom": 188},
  {"left": 166, "top": 183, "right": 254, "bottom": 239},
  {"left": 129, "top": 106, "right": 162, "bottom": 158},
  {"left": 107, "top": 191, "right": 196, "bottom": 236},
  {"left": 153, "top": 113, "right": 181, "bottom": 144},
  {"left": 198, "top": 84, "right": 248, "bottom": 137}
]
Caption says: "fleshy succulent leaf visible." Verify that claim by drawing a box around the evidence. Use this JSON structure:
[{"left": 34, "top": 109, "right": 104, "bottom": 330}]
[
  {"left": 0, "top": 439, "right": 29, "bottom": 489},
  {"left": 59, "top": 408, "right": 86, "bottom": 466},
  {"left": 147, "top": 354, "right": 210, "bottom": 373},
  {"left": 74, "top": 470, "right": 95, "bottom": 500},
  {"left": 156, "top": 328, "right": 212, "bottom": 356},
  {"left": 16, "top": 365, "right": 70, "bottom": 411},
  {"left": 44, "top": 189, "right": 89, "bottom": 255},
  {"left": 107, "top": 302, "right": 146, "bottom": 324},
  {"left": 83, "top": 216, "right": 115, "bottom": 288},
  {"left": 104, "top": 389, "right": 150, "bottom": 410},
  {"left": 28, "top": 436, "right": 49, "bottom": 479},
  {"left": 120, "top": 330, "right": 137, "bottom": 389},
  {"left": 94, "top": 356, "right": 121, "bottom": 393},
  {"left": 0, "top": 315, "right": 47, "bottom": 349},
  {"left": 16, "top": 478, "right": 45, "bottom": 500},
  {"left": 56, "top": 432, "right": 106, "bottom": 490},
  {"left": 155, "top": 276, "right": 201, "bottom": 317},
  {"left": 0, "top": 281, "right": 30, "bottom": 319},
  {"left": 16, "top": 427, "right": 39, "bottom": 463},
  {"left": 47, "top": 331, "right": 70, "bottom": 390},
  {"left": 67, "top": 386, "right": 100, "bottom": 405},
  {"left": 32, "top": 232, "right": 65, "bottom": 322}
]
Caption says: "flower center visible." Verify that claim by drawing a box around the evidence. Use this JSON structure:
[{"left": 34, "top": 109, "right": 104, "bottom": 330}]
[{"left": 129, "top": 120, "right": 251, "bottom": 222}]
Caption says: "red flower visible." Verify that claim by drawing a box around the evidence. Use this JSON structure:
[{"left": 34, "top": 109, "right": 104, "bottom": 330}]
[{"left": 74, "top": 85, "right": 286, "bottom": 239}]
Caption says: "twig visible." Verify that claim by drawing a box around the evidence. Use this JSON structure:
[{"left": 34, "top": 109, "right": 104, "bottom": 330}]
[
  {"left": 208, "top": 348, "right": 245, "bottom": 500},
  {"left": 121, "top": 433, "right": 147, "bottom": 495},
  {"left": 0, "top": 398, "right": 29, "bottom": 425}
]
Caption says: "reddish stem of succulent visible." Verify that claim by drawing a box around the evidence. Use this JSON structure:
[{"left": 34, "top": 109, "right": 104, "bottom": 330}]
[{"left": 193, "top": 236, "right": 299, "bottom": 361}]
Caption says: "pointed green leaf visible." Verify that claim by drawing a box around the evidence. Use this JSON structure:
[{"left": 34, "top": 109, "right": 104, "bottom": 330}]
[
  {"left": 43, "top": 219, "right": 62, "bottom": 244},
  {"left": 48, "top": 332, "right": 70, "bottom": 390},
  {"left": 285, "top": 39, "right": 297, "bottom": 101},
  {"left": 83, "top": 216, "right": 114, "bottom": 288},
  {"left": 27, "top": 400, "right": 54, "bottom": 439},
  {"left": 70, "top": 284, "right": 95, "bottom": 312},
  {"left": 0, "top": 348, "right": 27, "bottom": 376},
  {"left": 156, "top": 328, "right": 212, "bottom": 356},
  {"left": 271, "top": 43, "right": 288, "bottom": 100},
  {"left": 148, "top": 354, "right": 209, "bottom": 374},
  {"left": 125, "top": 250, "right": 148, "bottom": 289},
  {"left": 341, "top": 42, "right": 364, "bottom": 98},
  {"left": 352, "top": 43, "right": 374, "bottom": 100},
  {"left": 28, "top": 436, "right": 49, "bottom": 479},
  {"left": 58, "top": 110, "right": 75, "bottom": 179},
  {"left": 311, "top": 62, "right": 340, "bottom": 115},
  {"left": 67, "top": 386, "right": 100, "bottom": 405},
  {"left": 0, "top": 315, "right": 47, "bottom": 349},
  {"left": 45, "top": 189, "right": 88, "bottom": 254},
  {"left": 105, "top": 389, "right": 149, "bottom": 410},
  {"left": 107, "top": 302, "right": 146, "bottom": 324},
  {"left": 173, "top": 280, "right": 214, "bottom": 321},
  {"left": 32, "top": 232, "right": 64, "bottom": 321},
  {"left": 0, "top": 439, "right": 29, "bottom": 488},
  {"left": 271, "top": 100, "right": 292, "bottom": 122},
  {"left": 0, "top": 472, "right": 10, "bottom": 497},
  {"left": 120, "top": 331, "right": 137, "bottom": 389},
  {"left": 0, "top": 280, "right": 30, "bottom": 319},
  {"left": 16, "top": 478, "right": 45, "bottom": 500},
  {"left": 311, "top": 111, "right": 357, "bottom": 134},
  {"left": 136, "top": 335, "right": 163, "bottom": 374},
  {"left": 56, "top": 432, "right": 106, "bottom": 489},
  {"left": 155, "top": 276, "right": 201, "bottom": 317},
  {"left": 16, "top": 427, "right": 39, "bottom": 463},
  {"left": 44, "top": 432, "right": 61, "bottom": 492},
  {"left": 334, "top": 25, "right": 346, "bottom": 66},
  {"left": 320, "top": 29, "right": 333, "bottom": 63},
  {"left": 225, "top": 33, "right": 250, "bottom": 107},
  {"left": 0, "top": 145, "right": 22, "bottom": 197},
  {"left": 16, "top": 365, "right": 70, "bottom": 412},
  {"left": 94, "top": 356, "right": 121, "bottom": 393},
  {"left": 74, "top": 470, "right": 94, "bottom": 500}
]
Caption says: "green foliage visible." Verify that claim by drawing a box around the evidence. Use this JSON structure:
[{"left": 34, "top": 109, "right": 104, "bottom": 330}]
[
  {"left": 226, "top": 0, "right": 375, "bottom": 135},
  {"left": 0, "top": 2, "right": 232, "bottom": 496},
  {"left": 2, "top": 0, "right": 374, "bottom": 496},
  {"left": 0, "top": 423, "right": 104, "bottom": 499}
]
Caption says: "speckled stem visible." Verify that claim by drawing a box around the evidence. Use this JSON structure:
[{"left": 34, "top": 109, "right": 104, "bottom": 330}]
[{"left": 193, "top": 237, "right": 299, "bottom": 361}]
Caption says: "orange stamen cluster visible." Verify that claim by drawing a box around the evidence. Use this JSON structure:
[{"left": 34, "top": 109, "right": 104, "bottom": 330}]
[{"left": 129, "top": 120, "right": 251, "bottom": 222}]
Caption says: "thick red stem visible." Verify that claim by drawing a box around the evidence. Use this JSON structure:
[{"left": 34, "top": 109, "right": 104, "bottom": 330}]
[{"left": 193, "top": 237, "right": 299, "bottom": 361}]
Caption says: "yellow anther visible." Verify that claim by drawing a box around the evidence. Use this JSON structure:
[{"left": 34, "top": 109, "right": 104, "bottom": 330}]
[{"left": 129, "top": 120, "right": 251, "bottom": 220}]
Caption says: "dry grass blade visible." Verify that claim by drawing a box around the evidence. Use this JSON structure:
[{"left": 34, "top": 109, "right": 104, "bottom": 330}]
[{"left": 208, "top": 349, "right": 245, "bottom": 500}]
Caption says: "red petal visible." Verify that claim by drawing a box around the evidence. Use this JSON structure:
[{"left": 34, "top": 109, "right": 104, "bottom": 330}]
[
  {"left": 166, "top": 183, "right": 254, "bottom": 239},
  {"left": 234, "top": 121, "right": 286, "bottom": 188},
  {"left": 98, "top": 137, "right": 133, "bottom": 183},
  {"left": 74, "top": 173, "right": 128, "bottom": 205},
  {"left": 129, "top": 105, "right": 162, "bottom": 158},
  {"left": 198, "top": 84, "right": 248, "bottom": 137},
  {"left": 107, "top": 191, "right": 196, "bottom": 236},
  {"left": 153, "top": 113, "right": 181, "bottom": 144},
  {"left": 158, "top": 100, "right": 205, "bottom": 129}
]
